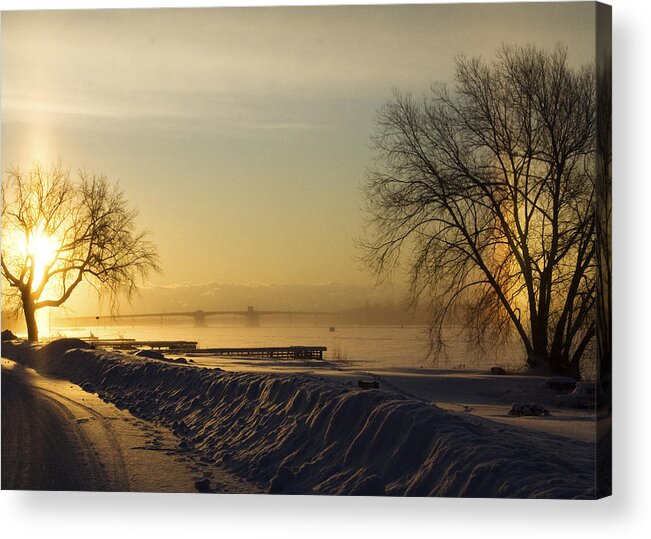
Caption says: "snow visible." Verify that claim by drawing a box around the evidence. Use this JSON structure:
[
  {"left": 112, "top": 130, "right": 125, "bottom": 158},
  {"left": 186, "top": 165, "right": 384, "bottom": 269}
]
[{"left": 2, "top": 339, "right": 600, "bottom": 498}]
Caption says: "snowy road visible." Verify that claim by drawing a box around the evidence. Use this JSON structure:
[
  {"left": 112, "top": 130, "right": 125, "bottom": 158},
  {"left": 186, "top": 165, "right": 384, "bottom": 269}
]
[
  {"left": 1, "top": 361, "right": 125, "bottom": 491},
  {"left": 1, "top": 358, "right": 259, "bottom": 493}
]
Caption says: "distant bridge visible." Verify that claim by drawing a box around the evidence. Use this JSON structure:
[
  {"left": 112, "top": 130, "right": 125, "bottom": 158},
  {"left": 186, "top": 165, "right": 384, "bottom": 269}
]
[{"left": 59, "top": 306, "right": 339, "bottom": 328}]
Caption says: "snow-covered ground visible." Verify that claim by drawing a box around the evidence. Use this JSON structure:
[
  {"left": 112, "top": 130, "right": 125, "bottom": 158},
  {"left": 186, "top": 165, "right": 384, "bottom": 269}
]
[
  {"left": 1, "top": 356, "right": 259, "bottom": 493},
  {"left": 2, "top": 339, "right": 602, "bottom": 498},
  {"left": 183, "top": 353, "right": 599, "bottom": 443}
]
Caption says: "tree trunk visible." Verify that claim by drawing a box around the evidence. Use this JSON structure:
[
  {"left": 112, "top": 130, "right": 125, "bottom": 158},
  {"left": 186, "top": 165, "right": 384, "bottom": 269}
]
[
  {"left": 528, "top": 320, "right": 549, "bottom": 370},
  {"left": 23, "top": 296, "right": 39, "bottom": 342}
]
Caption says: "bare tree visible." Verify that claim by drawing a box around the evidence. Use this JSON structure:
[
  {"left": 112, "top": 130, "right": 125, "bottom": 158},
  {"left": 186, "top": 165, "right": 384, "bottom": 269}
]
[
  {"left": 1, "top": 162, "right": 160, "bottom": 341},
  {"left": 362, "top": 45, "right": 597, "bottom": 377},
  {"left": 595, "top": 56, "right": 612, "bottom": 380}
]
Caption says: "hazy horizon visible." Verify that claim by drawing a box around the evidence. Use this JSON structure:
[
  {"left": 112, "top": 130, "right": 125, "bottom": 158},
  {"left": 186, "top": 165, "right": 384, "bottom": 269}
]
[
  {"left": 55, "top": 280, "right": 409, "bottom": 317},
  {"left": 1, "top": 3, "right": 597, "bottom": 314}
]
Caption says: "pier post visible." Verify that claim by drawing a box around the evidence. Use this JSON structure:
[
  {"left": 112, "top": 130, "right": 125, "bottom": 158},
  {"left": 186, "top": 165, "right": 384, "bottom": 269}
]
[
  {"left": 193, "top": 310, "right": 207, "bottom": 327},
  {"left": 246, "top": 306, "right": 260, "bottom": 327}
]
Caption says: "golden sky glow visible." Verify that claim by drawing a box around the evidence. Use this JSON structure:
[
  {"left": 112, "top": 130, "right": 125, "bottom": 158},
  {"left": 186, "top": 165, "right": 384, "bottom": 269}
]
[
  {"left": 24, "top": 227, "right": 60, "bottom": 289},
  {"left": 1, "top": 3, "right": 597, "bottom": 312}
]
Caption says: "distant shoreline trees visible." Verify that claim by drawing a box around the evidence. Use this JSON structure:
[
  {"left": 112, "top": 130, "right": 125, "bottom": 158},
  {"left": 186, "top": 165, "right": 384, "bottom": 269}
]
[
  {"left": 1, "top": 162, "right": 160, "bottom": 342},
  {"left": 362, "top": 45, "right": 608, "bottom": 377}
]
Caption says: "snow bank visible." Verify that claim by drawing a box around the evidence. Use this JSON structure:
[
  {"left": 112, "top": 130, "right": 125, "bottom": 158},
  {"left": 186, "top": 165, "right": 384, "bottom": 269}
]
[{"left": 4, "top": 341, "right": 597, "bottom": 498}]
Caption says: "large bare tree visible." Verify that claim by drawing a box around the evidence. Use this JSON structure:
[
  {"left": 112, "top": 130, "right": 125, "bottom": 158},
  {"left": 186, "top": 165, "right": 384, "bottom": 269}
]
[
  {"left": 362, "top": 46, "right": 598, "bottom": 377},
  {"left": 2, "top": 162, "right": 160, "bottom": 341}
]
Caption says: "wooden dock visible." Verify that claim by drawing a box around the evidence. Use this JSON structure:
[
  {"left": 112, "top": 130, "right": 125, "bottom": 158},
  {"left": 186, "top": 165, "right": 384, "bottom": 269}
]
[
  {"left": 89, "top": 339, "right": 198, "bottom": 352},
  {"left": 191, "top": 346, "right": 327, "bottom": 360},
  {"left": 87, "top": 339, "right": 326, "bottom": 360}
]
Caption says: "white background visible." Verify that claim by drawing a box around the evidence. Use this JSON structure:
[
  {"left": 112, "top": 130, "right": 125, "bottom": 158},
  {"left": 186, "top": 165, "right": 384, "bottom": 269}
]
[{"left": 0, "top": 0, "right": 648, "bottom": 537}]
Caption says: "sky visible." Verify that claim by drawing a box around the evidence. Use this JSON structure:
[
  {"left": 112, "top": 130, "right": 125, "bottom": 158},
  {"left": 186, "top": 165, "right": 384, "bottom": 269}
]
[{"left": 1, "top": 2, "right": 597, "bottom": 312}]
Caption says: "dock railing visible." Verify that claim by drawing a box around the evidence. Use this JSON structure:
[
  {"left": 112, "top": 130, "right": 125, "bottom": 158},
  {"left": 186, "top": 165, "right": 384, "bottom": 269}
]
[
  {"left": 88, "top": 339, "right": 326, "bottom": 360},
  {"left": 190, "top": 346, "right": 327, "bottom": 360}
]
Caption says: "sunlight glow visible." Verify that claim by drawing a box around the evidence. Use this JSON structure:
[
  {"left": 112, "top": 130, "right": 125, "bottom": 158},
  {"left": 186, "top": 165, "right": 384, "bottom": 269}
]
[{"left": 25, "top": 226, "right": 61, "bottom": 288}]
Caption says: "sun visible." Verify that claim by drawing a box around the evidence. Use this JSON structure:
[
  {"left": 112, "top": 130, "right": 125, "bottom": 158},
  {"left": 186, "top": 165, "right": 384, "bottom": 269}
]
[
  {"left": 25, "top": 226, "right": 61, "bottom": 288},
  {"left": 2, "top": 224, "right": 63, "bottom": 340}
]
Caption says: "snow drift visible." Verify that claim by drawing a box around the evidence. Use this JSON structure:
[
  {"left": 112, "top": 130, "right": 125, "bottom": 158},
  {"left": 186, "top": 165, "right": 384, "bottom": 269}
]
[{"left": 4, "top": 340, "right": 597, "bottom": 498}]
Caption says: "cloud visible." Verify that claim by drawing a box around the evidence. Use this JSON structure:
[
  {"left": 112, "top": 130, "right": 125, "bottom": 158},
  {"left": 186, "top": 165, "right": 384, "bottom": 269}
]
[
  {"left": 2, "top": 5, "right": 595, "bottom": 141},
  {"left": 115, "top": 280, "right": 404, "bottom": 314}
]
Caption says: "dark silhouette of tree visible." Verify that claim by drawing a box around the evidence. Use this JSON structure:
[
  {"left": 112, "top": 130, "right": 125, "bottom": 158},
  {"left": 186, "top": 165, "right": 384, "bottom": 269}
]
[
  {"left": 595, "top": 56, "right": 612, "bottom": 380},
  {"left": 1, "top": 162, "right": 160, "bottom": 342},
  {"left": 362, "top": 45, "right": 597, "bottom": 377}
]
